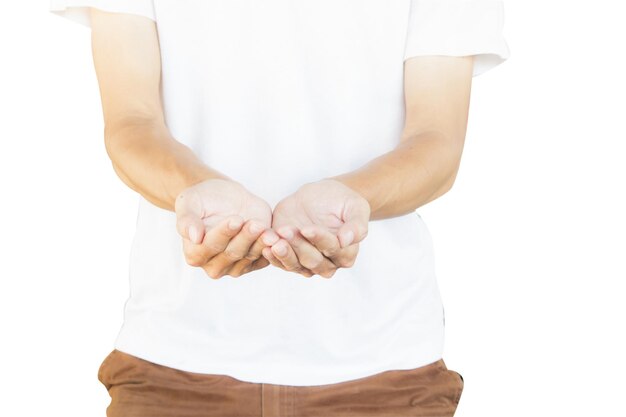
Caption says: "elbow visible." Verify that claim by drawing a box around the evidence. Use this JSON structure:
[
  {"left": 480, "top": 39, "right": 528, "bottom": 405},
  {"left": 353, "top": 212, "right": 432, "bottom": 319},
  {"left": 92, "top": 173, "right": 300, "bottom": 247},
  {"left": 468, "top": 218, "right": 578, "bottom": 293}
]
[
  {"left": 432, "top": 154, "right": 462, "bottom": 200},
  {"left": 442, "top": 162, "right": 461, "bottom": 194},
  {"left": 104, "top": 137, "right": 139, "bottom": 193},
  {"left": 103, "top": 130, "right": 124, "bottom": 173},
  {"left": 433, "top": 171, "right": 456, "bottom": 201},
  {"left": 103, "top": 115, "right": 163, "bottom": 158},
  {"left": 440, "top": 136, "right": 464, "bottom": 193},
  {"left": 103, "top": 130, "right": 116, "bottom": 162},
  {"left": 103, "top": 121, "right": 128, "bottom": 161}
]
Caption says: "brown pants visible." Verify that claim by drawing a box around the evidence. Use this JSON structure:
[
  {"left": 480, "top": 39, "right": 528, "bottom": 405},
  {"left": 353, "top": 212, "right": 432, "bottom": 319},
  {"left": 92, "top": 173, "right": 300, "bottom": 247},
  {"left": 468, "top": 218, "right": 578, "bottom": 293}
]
[{"left": 98, "top": 349, "right": 464, "bottom": 417}]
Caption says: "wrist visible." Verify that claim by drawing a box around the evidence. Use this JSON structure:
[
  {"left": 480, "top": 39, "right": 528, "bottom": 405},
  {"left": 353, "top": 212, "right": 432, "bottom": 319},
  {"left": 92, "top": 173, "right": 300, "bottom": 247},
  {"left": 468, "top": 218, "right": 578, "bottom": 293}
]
[
  {"left": 169, "top": 162, "right": 235, "bottom": 205},
  {"left": 314, "top": 177, "right": 372, "bottom": 224},
  {"left": 323, "top": 176, "right": 372, "bottom": 207}
]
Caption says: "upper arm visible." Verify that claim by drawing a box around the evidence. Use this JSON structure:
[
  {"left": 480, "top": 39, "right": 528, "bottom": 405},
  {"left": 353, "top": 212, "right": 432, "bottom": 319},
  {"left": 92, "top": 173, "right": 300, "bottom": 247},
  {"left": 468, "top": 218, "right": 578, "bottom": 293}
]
[
  {"left": 401, "top": 55, "right": 473, "bottom": 145},
  {"left": 89, "top": 7, "right": 164, "bottom": 138},
  {"left": 400, "top": 0, "right": 511, "bottom": 144}
]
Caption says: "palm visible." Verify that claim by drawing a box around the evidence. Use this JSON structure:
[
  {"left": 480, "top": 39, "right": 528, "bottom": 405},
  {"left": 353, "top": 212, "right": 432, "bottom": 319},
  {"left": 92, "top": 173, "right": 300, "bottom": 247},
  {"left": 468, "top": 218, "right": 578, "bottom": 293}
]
[
  {"left": 271, "top": 183, "right": 346, "bottom": 233},
  {"left": 191, "top": 179, "right": 272, "bottom": 229},
  {"left": 175, "top": 178, "right": 273, "bottom": 279},
  {"left": 260, "top": 180, "right": 370, "bottom": 278}
]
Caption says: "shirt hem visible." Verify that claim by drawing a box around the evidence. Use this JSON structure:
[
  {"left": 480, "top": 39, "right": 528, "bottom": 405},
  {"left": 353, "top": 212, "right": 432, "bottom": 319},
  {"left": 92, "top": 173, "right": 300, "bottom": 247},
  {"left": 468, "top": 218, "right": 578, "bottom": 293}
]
[{"left": 113, "top": 321, "right": 445, "bottom": 387}]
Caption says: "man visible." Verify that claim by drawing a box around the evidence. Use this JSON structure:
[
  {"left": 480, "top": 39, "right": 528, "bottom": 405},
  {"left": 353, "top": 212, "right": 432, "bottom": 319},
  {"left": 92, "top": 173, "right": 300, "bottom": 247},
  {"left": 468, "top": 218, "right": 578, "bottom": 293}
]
[{"left": 50, "top": 1, "right": 510, "bottom": 416}]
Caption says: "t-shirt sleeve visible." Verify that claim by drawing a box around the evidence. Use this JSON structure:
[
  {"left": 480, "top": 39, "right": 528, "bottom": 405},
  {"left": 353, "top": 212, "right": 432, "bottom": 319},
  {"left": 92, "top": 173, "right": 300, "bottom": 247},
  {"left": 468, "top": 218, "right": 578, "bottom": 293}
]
[
  {"left": 49, "top": 0, "right": 156, "bottom": 28},
  {"left": 403, "top": 0, "right": 511, "bottom": 77}
]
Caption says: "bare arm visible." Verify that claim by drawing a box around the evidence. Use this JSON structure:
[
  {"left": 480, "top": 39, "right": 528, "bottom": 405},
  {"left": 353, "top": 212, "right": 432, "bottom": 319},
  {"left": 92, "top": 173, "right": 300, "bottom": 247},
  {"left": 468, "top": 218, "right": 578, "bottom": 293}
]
[
  {"left": 89, "top": 8, "right": 273, "bottom": 278},
  {"left": 257, "top": 55, "right": 474, "bottom": 276},
  {"left": 89, "top": 8, "right": 230, "bottom": 212},
  {"left": 328, "top": 55, "right": 474, "bottom": 221}
]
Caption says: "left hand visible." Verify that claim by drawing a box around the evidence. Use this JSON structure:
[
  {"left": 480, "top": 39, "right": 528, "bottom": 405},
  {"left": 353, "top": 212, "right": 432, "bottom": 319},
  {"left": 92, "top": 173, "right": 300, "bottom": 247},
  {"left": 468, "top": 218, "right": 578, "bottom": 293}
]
[{"left": 260, "top": 179, "right": 370, "bottom": 278}]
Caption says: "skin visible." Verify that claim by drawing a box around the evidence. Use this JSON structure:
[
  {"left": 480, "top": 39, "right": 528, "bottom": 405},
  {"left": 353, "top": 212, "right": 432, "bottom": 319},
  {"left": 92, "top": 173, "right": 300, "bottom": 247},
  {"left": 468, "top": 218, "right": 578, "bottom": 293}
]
[{"left": 89, "top": 9, "right": 473, "bottom": 279}]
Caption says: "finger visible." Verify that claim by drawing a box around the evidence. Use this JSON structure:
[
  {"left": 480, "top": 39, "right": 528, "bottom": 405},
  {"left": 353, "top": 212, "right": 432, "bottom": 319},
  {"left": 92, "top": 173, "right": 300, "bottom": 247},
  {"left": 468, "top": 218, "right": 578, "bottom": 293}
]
[
  {"left": 223, "top": 265, "right": 245, "bottom": 278},
  {"left": 268, "top": 240, "right": 314, "bottom": 277},
  {"left": 337, "top": 220, "right": 368, "bottom": 248},
  {"left": 187, "top": 215, "right": 244, "bottom": 271},
  {"left": 223, "top": 254, "right": 270, "bottom": 278},
  {"left": 337, "top": 198, "right": 370, "bottom": 248},
  {"left": 277, "top": 226, "right": 336, "bottom": 277},
  {"left": 299, "top": 225, "right": 343, "bottom": 259},
  {"left": 176, "top": 211, "right": 206, "bottom": 245},
  {"left": 246, "top": 231, "right": 271, "bottom": 262},
  {"left": 209, "top": 219, "right": 266, "bottom": 268},
  {"left": 243, "top": 256, "right": 271, "bottom": 274},
  {"left": 276, "top": 242, "right": 315, "bottom": 278},
  {"left": 301, "top": 225, "right": 359, "bottom": 270},
  {"left": 202, "top": 262, "right": 226, "bottom": 280},
  {"left": 260, "top": 228, "right": 280, "bottom": 246},
  {"left": 183, "top": 235, "right": 211, "bottom": 267},
  {"left": 328, "top": 242, "right": 360, "bottom": 269},
  {"left": 174, "top": 190, "right": 209, "bottom": 244},
  {"left": 220, "top": 224, "right": 269, "bottom": 277},
  {"left": 271, "top": 238, "right": 299, "bottom": 271},
  {"left": 262, "top": 246, "right": 285, "bottom": 270}
]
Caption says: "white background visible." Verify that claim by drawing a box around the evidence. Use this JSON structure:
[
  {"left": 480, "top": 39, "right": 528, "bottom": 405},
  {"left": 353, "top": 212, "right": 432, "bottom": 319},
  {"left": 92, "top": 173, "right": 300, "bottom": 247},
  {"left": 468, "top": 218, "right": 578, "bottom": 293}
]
[{"left": 1, "top": 1, "right": 625, "bottom": 416}]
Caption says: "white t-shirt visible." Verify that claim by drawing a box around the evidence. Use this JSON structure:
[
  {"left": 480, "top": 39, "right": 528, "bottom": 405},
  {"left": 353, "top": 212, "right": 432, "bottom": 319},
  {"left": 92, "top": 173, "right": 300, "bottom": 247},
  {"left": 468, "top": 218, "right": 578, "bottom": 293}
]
[{"left": 50, "top": 0, "right": 510, "bottom": 386}]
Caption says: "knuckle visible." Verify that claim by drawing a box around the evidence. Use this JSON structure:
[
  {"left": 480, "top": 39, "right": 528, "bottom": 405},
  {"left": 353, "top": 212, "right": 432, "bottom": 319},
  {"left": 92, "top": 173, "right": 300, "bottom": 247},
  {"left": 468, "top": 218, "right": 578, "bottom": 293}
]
[
  {"left": 223, "top": 248, "right": 243, "bottom": 261},
  {"left": 244, "top": 252, "right": 259, "bottom": 261},
  {"left": 308, "top": 259, "right": 326, "bottom": 272},
  {"left": 221, "top": 222, "right": 241, "bottom": 236},
  {"left": 203, "top": 266, "right": 222, "bottom": 279},
  {"left": 268, "top": 259, "right": 282, "bottom": 269},
  {"left": 184, "top": 253, "right": 203, "bottom": 267},
  {"left": 336, "top": 256, "right": 355, "bottom": 268},
  {"left": 206, "top": 242, "right": 224, "bottom": 254},
  {"left": 321, "top": 266, "right": 338, "bottom": 278},
  {"left": 285, "top": 263, "right": 301, "bottom": 272},
  {"left": 298, "top": 257, "right": 318, "bottom": 270}
]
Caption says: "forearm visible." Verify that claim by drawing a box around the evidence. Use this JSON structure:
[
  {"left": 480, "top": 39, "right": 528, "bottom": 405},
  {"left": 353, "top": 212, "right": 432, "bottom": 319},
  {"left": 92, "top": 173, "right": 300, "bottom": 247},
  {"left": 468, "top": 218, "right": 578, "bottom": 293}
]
[
  {"left": 328, "top": 131, "right": 463, "bottom": 221},
  {"left": 104, "top": 119, "right": 232, "bottom": 211}
]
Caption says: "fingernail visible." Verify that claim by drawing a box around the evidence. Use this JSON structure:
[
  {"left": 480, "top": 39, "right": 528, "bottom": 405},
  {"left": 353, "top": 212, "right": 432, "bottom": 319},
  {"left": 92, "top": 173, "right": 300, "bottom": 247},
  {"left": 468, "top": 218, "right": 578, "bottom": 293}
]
[
  {"left": 262, "top": 232, "right": 278, "bottom": 245},
  {"left": 229, "top": 219, "right": 243, "bottom": 230},
  {"left": 249, "top": 222, "right": 262, "bottom": 234},
  {"left": 301, "top": 228, "right": 315, "bottom": 239},
  {"left": 274, "top": 244, "right": 287, "bottom": 256},
  {"left": 342, "top": 230, "right": 354, "bottom": 246},
  {"left": 279, "top": 228, "right": 294, "bottom": 240}
]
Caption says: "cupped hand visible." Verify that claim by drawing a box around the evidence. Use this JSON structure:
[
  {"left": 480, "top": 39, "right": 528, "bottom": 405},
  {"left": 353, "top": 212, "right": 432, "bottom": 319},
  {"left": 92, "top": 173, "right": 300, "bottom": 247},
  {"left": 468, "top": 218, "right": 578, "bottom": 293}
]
[
  {"left": 260, "top": 179, "right": 370, "bottom": 278},
  {"left": 175, "top": 178, "right": 273, "bottom": 279}
]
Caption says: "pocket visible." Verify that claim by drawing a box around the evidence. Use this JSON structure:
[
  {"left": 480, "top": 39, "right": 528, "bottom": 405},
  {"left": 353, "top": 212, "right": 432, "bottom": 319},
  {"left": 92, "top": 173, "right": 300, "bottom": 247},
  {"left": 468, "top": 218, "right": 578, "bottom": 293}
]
[
  {"left": 434, "top": 360, "right": 464, "bottom": 407},
  {"left": 97, "top": 349, "right": 118, "bottom": 388},
  {"left": 450, "top": 370, "right": 465, "bottom": 405}
]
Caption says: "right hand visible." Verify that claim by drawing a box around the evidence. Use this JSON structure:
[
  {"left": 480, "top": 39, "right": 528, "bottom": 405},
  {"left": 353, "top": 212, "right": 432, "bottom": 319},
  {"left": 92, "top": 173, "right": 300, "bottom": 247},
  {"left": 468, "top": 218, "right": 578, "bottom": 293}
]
[{"left": 174, "top": 178, "right": 274, "bottom": 279}]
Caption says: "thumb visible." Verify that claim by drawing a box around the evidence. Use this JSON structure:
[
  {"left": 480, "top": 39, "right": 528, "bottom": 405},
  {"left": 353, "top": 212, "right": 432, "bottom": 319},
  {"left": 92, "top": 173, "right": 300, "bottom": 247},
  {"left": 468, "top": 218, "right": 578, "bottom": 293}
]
[
  {"left": 337, "top": 198, "right": 370, "bottom": 248},
  {"left": 177, "top": 215, "right": 206, "bottom": 244},
  {"left": 175, "top": 194, "right": 206, "bottom": 244}
]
